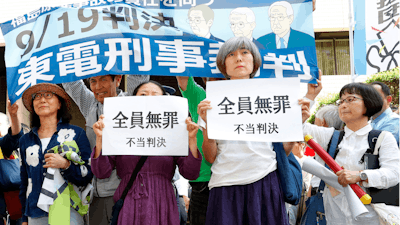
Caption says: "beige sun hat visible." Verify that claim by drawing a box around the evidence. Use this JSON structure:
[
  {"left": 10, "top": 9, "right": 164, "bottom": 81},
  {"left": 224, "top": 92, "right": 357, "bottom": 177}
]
[{"left": 21, "top": 83, "right": 71, "bottom": 113}]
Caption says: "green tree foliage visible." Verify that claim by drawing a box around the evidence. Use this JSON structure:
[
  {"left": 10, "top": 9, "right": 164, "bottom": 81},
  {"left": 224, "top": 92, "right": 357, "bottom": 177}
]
[{"left": 365, "top": 67, "right": 399, "bottom": 107}]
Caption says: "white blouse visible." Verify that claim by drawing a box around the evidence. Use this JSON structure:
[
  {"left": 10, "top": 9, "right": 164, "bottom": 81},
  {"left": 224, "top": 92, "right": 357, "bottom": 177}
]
[
  {"left": 208, "top": 140, "right": 277, "bottom": 190},
  {"left": 303, "top": 123, "right": 399, "bottom": 225}
]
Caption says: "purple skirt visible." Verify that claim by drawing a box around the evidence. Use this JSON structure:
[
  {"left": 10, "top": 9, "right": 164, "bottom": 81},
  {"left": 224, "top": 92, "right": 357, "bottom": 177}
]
[{"left": 205, "top": 171, "right": 289, "bottom": 225}]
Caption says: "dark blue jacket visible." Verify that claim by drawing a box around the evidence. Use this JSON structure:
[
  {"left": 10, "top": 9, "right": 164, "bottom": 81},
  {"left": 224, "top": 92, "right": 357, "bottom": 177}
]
[
  {"left": 19, "top": 122, "right": 93, "bottom": 222},
  {"left": 0, "top": 128, "right": 23, "bottom": 219}
]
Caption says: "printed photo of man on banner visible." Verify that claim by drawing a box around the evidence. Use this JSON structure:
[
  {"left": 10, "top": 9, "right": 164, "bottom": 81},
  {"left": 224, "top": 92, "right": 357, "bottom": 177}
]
[{"left": 0, "top": 0, "right": 319, "bottom": 104}]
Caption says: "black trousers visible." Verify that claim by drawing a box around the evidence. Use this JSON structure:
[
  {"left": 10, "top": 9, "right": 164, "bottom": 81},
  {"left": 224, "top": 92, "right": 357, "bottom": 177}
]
[{"left": 188, "top": 182, "right": 209, "bottom": 225}]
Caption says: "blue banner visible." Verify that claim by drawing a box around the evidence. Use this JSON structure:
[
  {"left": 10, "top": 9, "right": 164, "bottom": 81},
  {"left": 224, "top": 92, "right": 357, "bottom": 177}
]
[{"left": 1, "top": 0, "right": 318, "bottom": 104}]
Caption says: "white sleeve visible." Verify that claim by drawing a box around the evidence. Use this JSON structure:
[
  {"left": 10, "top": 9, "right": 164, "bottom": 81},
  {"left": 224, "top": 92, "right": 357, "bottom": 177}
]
[
  {"left": 302, "top": 123, "right": 335, "bottom": 151},
  {"left": 173, "top": 168, "right": 189, "bottom": 197},
  {"left": 362, "top": 132, "right": 400, "bottom": 189}
]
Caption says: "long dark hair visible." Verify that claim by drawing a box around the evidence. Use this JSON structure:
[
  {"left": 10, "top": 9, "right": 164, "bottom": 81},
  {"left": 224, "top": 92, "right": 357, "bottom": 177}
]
[{"left": 30, "top": 95, "right": 72, "bottom": 128}]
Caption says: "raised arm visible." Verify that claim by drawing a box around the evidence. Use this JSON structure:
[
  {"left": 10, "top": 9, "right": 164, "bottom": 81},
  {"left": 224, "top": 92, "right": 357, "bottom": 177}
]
[
  {"left": 0, "top": 101, "right": 23, "bottom": 158},
  {"left": 176, "top": 76, "right": 189, "bottom": 91},
  {"left": 8, "top": 100, "right": 21, "bottom": 136},
  {"left": 305, "top": 69, "right": 322, "bottom": 101},
  {"left": 62, "top": 80, "right": 97, "bottom": 118}
]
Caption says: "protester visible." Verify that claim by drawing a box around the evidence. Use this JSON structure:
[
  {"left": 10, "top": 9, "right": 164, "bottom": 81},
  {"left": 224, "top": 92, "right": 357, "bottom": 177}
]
[
  {"left": 0, "top": 101, "right": 23, "bottom": 225},
  {"left": 19, "top": 83, "right": 93, "bottom": 225},
  {"left": 370, "top": 81, "right": 399, "bottom": 145},
  {"left": 62, "top": 74, "right": 148, "bottom": 224},
  {"left": 308, "top": 104, "right": 343, "bottom": 197},
  {"left": 91, "top": 80, "right": 202, "bottom": 225},
  {"left": 285, "top": 141, "right": 312, "bottom": 225},
  {"left": 198, "top": 37, "right": 309, "bottom": 225},
  {"left": 315, "top": 105, "right": 344, "bottom": 130},
  {"left": 302, "top": 82, "right": 399, "bottom": 224},
  {"left": 175, "top": 75, "right": 212, "bottom": 225}
]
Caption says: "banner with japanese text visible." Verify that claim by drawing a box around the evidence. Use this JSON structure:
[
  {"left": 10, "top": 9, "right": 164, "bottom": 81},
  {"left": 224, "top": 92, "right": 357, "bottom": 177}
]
[
  {"left": 354, "top": 0, "right": 399, "bottom": 75},
  {"left": 102, "top": 96, "right": 189, "bottom": 156},
  {"left": 206, "top": 78, "right": 303, "bottom": 142},
  {"left": 1, "top": 0, "right": 318, "bottom": 104}
]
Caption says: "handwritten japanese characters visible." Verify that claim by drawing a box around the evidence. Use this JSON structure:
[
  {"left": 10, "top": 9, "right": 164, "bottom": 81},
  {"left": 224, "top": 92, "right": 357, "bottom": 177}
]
[
  {"left": 206, "top": 78, "right": 303, "bottom": 142},
  {"left": 102, "top": 96, "right": 189, "bottom": 156}
]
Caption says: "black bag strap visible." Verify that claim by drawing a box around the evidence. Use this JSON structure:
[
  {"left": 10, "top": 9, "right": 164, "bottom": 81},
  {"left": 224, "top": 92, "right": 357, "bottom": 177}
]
[
  {"left": 332, "top": 131, "right": 345, "bottom": 160},
  {"left": 318, "top": 130, "right": 344, "bottom": 191},
  {"left": 120, "top": 156, "right": 148, "bottom": 201},
  {"left": 367, "top": 130, "right": 383, "bottom": 154}
]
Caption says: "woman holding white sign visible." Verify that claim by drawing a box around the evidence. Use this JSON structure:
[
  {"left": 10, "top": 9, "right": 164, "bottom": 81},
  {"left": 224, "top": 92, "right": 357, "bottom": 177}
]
[
  {"left": 198, "top": 37, "right": 310, "bottom": 225},
  {"left": 91, "top": 81, "right": 202, "bottom": 225}
]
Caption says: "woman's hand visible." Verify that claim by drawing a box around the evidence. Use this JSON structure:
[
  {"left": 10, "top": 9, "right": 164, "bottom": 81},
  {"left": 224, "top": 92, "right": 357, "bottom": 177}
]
[
  {"left": 336, "top": 168, "right": 361, "bottom": 187},
  {"left": 93, "top": 115, "right": 105, "bottom": 138},
  {"left": 7, "top": 100, "right": 18, "bottom": 117},
  {"left": 298, "top": 99, "right": 311, "bottom": 123},
  {"left": 43, "top": 153, "right": 70, "bottom": 169},
  {"left": 93, "top": 115, "right": 105, "bottom": 159},
  {"left": 7, "top": 100, "right": 21, "bottom": 136},
  {"left": 22, "top": 222, "right": 28, "bottom": 225},
  {"left": 186, "top": 117, "right": 199, "bottom": 158},
  {"left": 197, "top": 100, "right": 212, "bottom": 124},
  {"left": 186, "top": 117, "right": 199, "bottom": 139},
  {"left": 305, "top": 69, "right": 323, "bottom": 101}
]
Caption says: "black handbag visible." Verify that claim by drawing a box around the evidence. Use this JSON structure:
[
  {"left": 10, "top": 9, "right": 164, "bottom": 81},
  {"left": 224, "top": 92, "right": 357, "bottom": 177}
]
[
  {"left": 364, "top": 154, "right": 399, "bottom": 206},
  {"left": 110, "top": 156, "right": 148, "bottom": 225}
]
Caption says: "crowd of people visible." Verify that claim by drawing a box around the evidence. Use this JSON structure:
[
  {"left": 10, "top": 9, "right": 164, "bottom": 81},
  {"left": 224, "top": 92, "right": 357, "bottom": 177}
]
[{"left": 0, "top": 37, "right": 398, "bottom": 225}]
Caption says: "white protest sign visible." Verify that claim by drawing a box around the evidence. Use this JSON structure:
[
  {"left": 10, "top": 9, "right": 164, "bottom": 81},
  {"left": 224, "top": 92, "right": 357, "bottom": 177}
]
[
  {"left": 102, "top": 96, "right": 189, "bottom": 156},
  {"left": 206, "top": 78, "right": 302, "bottom": 142}
]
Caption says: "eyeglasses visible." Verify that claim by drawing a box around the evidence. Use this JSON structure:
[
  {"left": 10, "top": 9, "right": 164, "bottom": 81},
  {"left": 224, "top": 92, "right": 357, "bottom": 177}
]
[
  {"left": 336, "top": 96, "right": 363, "bottom": 106},
  {"left": 186, "top": 18, "right": 206, "bottom": 24},
  {"left": 230, "top": 22, "right": 249, "bottom": 29},
  {"left": 32, "top": 92, "right": 55, "bottom": 101},
  {"left": 268, "top": 16, "right": 289, "bottom": 21}
]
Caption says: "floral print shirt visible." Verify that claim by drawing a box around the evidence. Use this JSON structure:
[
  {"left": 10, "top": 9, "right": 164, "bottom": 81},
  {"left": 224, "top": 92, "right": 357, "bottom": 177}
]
[{"left": 19, "top": 122, "right": 93, "bottom": 222}]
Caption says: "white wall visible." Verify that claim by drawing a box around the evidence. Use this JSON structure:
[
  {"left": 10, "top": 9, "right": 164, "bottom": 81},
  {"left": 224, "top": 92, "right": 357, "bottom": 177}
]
[{"left": 313, "top": 0, "right": 350, "bottom": 31}]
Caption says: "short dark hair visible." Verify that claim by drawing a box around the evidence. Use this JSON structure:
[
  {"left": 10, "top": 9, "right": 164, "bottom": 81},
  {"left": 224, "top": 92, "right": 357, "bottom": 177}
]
[
  {"left": 30, "top": 95, "right": 72, "bottom": 128},
  {"left": 339, "top": 82, "right": 383, "bottom": 118},
  {"left": 87, "top": 75, "right": 118, "bottom": 83},
  {"left": 132, "top": 80, "right": 167, "bottom": 96},
  {"left": 370, "top": 81, "right": 391, "bottom": 97}
]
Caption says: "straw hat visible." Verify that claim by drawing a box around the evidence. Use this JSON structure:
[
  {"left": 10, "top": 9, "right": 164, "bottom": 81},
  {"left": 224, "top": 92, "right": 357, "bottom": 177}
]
[{"left": 22, "top": 83, "right": 71, "bottom": 113}]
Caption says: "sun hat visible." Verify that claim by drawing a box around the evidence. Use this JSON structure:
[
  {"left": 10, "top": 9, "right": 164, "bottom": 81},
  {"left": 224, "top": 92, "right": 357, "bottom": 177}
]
[{"left": 22, "top": 83, "right": 71, "bottom": 113}]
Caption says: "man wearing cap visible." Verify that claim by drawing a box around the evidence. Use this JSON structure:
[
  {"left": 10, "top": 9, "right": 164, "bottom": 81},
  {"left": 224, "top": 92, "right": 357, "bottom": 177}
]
[{"left": 62, "top": 74, "right": 149, "bottom": 225}]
